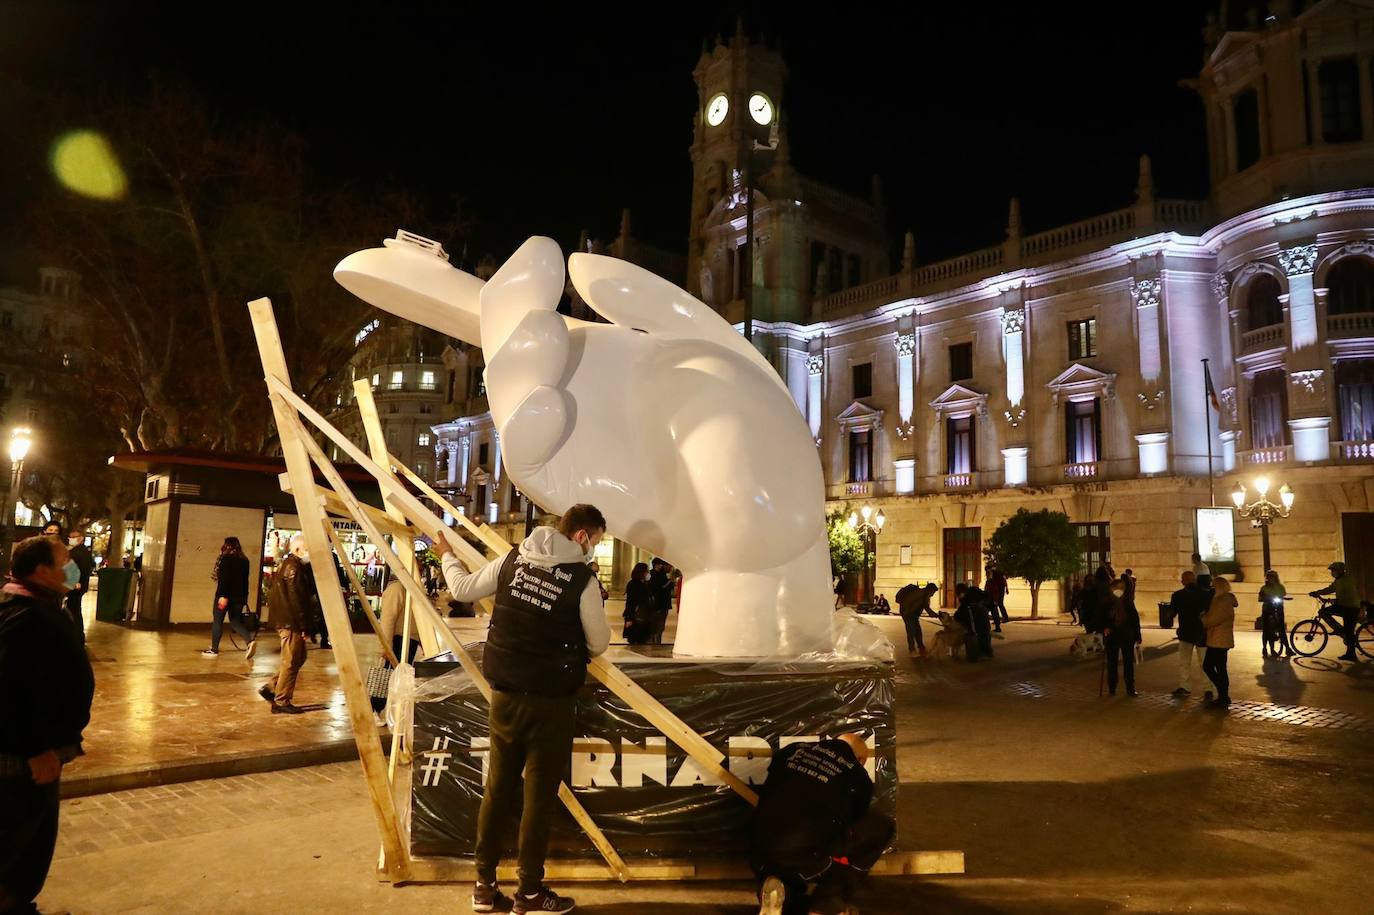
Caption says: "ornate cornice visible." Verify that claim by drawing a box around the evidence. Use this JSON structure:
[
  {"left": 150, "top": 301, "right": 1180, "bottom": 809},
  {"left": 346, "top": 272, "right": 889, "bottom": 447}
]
[{"left": 1278, "top": 244, "right": 1318, "bottom": 276}]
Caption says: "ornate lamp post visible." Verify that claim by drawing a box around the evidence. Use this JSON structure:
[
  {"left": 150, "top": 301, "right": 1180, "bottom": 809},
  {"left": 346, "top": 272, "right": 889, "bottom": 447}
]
[
  {"left": 1231, "top": 476, "right": 1294, "bottom": 574},
  {"left": 847, "top": 504, "right": 886, "bottom": 610},
  {"left": 2, "top": 427, "right": 33, "bottom": 576}
]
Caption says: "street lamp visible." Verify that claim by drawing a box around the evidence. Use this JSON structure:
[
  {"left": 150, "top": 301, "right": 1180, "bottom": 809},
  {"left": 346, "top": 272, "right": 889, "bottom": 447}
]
[
  {"left": 1231, "top": 476, "right": 1294, "bottom": 574},
  {"left": 847, "top": 504, "right": 886, "bottom": 610},
  {"left": 2, "top": 427, "right": 34, "bottom": 576}
]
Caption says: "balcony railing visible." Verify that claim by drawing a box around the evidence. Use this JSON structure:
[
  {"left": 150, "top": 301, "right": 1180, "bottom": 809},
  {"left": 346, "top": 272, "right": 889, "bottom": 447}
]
[
  {"left": 1063, "top": 461, "right": 1098, "bottom": 479},
  {"left": 944, "top": 472, "right": 973, "bottom": 489},
  {"left": 1336, "top": 440, "right": 1374, "bottom": 462},
  {"left": 1239, "top": 445, "right": 1292, "bottom": 465},
  {"left": 845, "top": 481, "right": 873, "bottom": 497},
  {"left": 1327, "top": 312, "right": 1374, "bottom": 338},
  {"left": 1240, "top": 324, "right": 1283, "bottom": 352}
]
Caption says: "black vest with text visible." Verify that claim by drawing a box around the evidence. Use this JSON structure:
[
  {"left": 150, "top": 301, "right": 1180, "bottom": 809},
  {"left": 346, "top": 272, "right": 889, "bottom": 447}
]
[{"left": 482, "top": 549, "right": 594, "bottom": 697}]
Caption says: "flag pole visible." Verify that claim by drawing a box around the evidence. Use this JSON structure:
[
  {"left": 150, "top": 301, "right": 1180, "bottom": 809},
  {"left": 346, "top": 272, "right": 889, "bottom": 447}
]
[{"left": 1202, "top": 357, "right": 1215, "bottom": 507}]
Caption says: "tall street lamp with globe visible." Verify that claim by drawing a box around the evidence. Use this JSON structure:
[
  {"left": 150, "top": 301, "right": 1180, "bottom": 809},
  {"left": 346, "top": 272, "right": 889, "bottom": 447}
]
[
  {"left": 1231, "top": 476, "right": 1294, "bottom": 575},
  {"left": 2, "top": 427, "right": 34, "bottom": 576},
  {"left": 847, "top": 504, "right": 886, "bottom": 611}
]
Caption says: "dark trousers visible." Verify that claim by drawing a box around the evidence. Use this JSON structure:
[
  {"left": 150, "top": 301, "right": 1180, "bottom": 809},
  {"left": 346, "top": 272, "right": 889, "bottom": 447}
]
[
  {"left": 757, "top": 810, "right": 894, "bottom": 915},
  {"left": 63, "top": 590, "right": 84, "bottom": 644},
  {"left": 1319, "top": 606, "right": 1358, "bottom": 655},
  {"left": 391, "top": 635, "right": 420, "bottom": 666},
  {"left": 475, "top": 690, "right": 576, "bottom": 896},
  {"left": 900, "top": 611, "right": 925, "bottom": 652},
  {"left": 1202, "top": 647, "right": 1230, "bottom": 701},
  {"left": 1261, "top": 607, "right": 1290, "bottom": 654},
  {"left": 992, "top": 596, "right": 1009, "bottom": 626},
  {"left": 1105, "top": 636, "right": 1136, "bottom": 693},
  {"left": 210, "top": 603, "right": 254, "bottom": 651},
  {"left": 0, "top": 776, "right": 59, "bottom": 915}
]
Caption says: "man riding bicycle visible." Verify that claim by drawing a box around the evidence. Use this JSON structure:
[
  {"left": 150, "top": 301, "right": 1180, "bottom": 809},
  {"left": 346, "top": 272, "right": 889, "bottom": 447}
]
[{"left": 1309, "top": 561, "right": 1361, "bottom": 662}]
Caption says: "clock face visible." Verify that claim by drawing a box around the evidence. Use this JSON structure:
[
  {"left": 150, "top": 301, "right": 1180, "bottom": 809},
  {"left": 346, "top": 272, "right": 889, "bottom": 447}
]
[
  {"left": 748, "top": 92, "right": 774, "bottom": 126},
  {"left": 706, "top": 93, "right": 729, "bottom": 127}
]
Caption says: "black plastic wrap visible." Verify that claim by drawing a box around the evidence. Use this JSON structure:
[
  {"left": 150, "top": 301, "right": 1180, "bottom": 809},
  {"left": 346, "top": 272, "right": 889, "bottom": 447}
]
[{"left": 409, "top": 646, "right": 896, "bottom": 859}]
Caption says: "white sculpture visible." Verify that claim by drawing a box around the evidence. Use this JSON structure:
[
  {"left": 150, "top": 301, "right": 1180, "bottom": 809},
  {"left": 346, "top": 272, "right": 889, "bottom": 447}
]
[{"left": 334, "top": 233, "right": 833, "bottom": 658}]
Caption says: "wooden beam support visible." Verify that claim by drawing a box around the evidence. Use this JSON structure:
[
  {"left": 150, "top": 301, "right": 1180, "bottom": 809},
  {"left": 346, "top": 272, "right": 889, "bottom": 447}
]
[
  {"left": 389, "top": 452, "right": 512, "bottom": 558},
  {"left": 322, "top": 518, "right": 399, "bottom": 668},
  {"left": 248, "top": 297, "right": 409, "bottom": 877},
  {"left": 273, "top": 401, "right": 630, "bottom": 882}
]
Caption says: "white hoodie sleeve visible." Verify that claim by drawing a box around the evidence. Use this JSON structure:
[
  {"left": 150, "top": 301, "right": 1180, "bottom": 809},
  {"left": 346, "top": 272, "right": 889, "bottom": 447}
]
[
  {"left": 441, "top": 553, "right": 502, "bottom": 604},
  {"left": 579, "top": 580, "right": 611, "bottom": 657}
]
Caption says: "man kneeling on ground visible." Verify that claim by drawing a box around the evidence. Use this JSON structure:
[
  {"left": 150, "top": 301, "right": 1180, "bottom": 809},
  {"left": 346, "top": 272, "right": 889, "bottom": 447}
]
[
  {"left": 752, "top": 733, "right": 894, "bottom": 915},
  {"left": 439, "top": 504, "right": 611, "bottom": 915}
]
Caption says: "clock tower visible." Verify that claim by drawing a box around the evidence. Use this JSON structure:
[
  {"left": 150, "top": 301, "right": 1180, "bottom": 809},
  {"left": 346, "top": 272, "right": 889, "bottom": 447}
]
[{"left": 687, "top": 21, "right": 787, "bottom": 312}]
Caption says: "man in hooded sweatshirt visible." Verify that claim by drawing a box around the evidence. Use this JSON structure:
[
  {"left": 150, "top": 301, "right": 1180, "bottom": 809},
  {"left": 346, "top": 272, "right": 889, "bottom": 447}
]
[{"left": 439, "top": 503, "right": 611, "bottom": 915}]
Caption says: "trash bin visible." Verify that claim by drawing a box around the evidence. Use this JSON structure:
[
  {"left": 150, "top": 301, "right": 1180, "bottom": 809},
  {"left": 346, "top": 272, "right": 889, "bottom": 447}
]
[
  {"left": 1158, "top": 601, "right": 1175, "bottom": 629},
  {"left": 95, "top": 568, "right": 136, "bottom": 622}
]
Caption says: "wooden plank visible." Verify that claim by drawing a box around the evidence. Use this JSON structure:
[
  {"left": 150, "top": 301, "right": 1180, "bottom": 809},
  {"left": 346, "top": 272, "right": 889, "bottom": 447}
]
[
  {"left": 266, "top": 378, "right": 494, "bottom": 596},
  {"left": 398, "top": 850, "right": 964, "bottom": 884},
  {"left": 352, "top": 380, "right": 437, "bottom": 659},
  {"left": 247, "top": 297, "right": 408, "bottom": 878},
  {"left": 388, "top": 452, "right": 512, "bottom": 558},
  {"left": 273, "top": 402, "right": 630, "bottom": 882},
  {"left": 586, "top": 656, "right": 759, "bottom": 807},
  {"left": 321, "top": 519, "right": 399, "bottom": 667}
]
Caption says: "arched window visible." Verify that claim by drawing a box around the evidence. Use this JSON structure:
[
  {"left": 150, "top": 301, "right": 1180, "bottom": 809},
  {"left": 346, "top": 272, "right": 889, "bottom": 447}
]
[
  {"left": 1327, "top": 258, "right": 1374, "bottom": 316},
  {"left": 1246, "top": 274, "right": 1283, "bottom": 330}
]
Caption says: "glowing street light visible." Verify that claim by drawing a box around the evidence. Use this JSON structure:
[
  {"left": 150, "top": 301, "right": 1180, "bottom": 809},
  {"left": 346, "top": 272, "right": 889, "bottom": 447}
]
[
  {"left": 1231, "top": 477, "right": 1294, "bottom": 574},
  {"left": 2, "top": 427, "right": 35, "bottom": 577},
  {"left": 847, "top": 504, "right": 886, "bottom": 611}
]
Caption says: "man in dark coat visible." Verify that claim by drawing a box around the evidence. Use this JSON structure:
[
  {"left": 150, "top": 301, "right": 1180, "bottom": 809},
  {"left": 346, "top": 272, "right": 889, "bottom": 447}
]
[
  {"left": 64, "top": 531, "right": 95, "bottom": 639},
  {"left": 0, "top": 536, "right": 95, "bottom": 915},
  {"left": 894, "top": 582, "right": 937, "bottom": 658},
  {"left": 984, "top": 567, "right": 1010, "bottom": 631},
  {"left": 1170, "top": 571, "right": 1215, "bottom": 699},
  {"left": 257, "top": 536, "right": 317, "bottom": 714},
  {"left": 955, "top": 582, "right": 993, "bottom": 660},
  {"left": 752, "top": 733, "right": 893, "bottom": 915}
]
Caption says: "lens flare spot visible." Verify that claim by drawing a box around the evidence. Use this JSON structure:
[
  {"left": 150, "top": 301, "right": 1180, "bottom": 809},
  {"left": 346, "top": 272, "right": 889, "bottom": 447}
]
[{"left": 50, "top": 130, "right": 127, "bottom": 200}]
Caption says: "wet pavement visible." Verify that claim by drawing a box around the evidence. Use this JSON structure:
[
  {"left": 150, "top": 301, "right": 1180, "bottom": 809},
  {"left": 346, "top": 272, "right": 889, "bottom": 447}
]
[{"left": 40, "top": 616, "right": 1374, "bottom": 913}]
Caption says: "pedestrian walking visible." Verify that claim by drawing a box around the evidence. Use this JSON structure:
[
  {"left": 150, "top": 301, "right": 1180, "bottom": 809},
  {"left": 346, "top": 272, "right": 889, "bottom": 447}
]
[
  {"left": 203, "top": 537, "right": 256, "bottom": 662},
  {"left": 1067, "top": 576, "right": 1085, "bottom": 625},
  {"left": 439, "top": 504, "right": 611, "bottom": 915},
  {"left": 955, "top": 582, "right": 993, "bottom": 660},
  {"left": 64, "top": 531, "right": 94, "bottom": 641},
  {"left": 1169, "top": 571, "right": 1216, "bottom": 699},
  {"left": 1258, "top": 569, "right": 1291, "bottom": 658},
  {"left": 985, "top": 567, "right": 1010, "bottom": 630},
  {"left": 895, "top": 582, "right": 937, "bottom": 658},
  {"left": 0, "top": 536, "right": 95, "bottom": 915},
  {"left": 1310, "top": 561, "right": 1361, "bottom": 662},
  {"left": 256, "top": 536, "right": 317, "bottom": 715},
  {"left": 1102, "top": 578, "right": 1141, "bottom": 696},
  {"left": 1191, "top": 552, "right": 1211, "bottom": 588},
  {"left": 751, "top": 734, "right": 894, "bottom": 915},
  {"left": 833, "top": 573, "right": 845, "bottom": 610},
  {"left": 1201, "top": 576, "right": 1237, "bottom": 710}
]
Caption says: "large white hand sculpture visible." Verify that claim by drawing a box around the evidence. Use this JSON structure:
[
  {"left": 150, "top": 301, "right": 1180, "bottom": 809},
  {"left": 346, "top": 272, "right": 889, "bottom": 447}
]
[{"left": 335, "top": 233, "right": 834, "bottom": 658}]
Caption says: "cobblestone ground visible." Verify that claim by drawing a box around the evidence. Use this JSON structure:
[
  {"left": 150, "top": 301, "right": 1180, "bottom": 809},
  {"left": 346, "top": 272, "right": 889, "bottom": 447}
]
[{"left": 39, "top": 619, "right": 1374, "bottom": 914}]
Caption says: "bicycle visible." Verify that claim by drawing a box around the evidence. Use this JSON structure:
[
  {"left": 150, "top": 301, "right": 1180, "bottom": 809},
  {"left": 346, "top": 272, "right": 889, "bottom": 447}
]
[{"left": 1289, "top": 596, "right": 1374, "bottom": 659}]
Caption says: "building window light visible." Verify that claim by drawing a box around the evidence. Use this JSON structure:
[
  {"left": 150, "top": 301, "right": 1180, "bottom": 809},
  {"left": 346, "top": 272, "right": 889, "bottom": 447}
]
[
  {"left": 418, "top": 433, "right": 431, "bottom": 446},
  {"left": 420, "top": 370, "right": 436, "bottom": 390},
  {"left": 390, "top": 370, "right": 403, "bottom": 390}
]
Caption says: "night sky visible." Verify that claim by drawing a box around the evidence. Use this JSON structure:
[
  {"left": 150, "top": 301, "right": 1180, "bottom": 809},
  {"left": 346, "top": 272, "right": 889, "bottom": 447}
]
[{"left": 1, "top": 2, "right": 1218, "bottom": 275}]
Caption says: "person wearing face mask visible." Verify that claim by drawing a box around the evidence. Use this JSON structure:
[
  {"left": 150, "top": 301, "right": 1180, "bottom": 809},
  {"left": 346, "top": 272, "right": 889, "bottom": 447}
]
[
  {"left": 0, "top": 536, "right": 95, "bottom": 915},
  {"left": 1102, "top": 577, "right": 1141, "bottom": 696},
  {"left": 437, "top": 504, "right": 611, "bottom": 915},
  {"left": 256, "top": 535, "right": 317, "bottom": 714}
]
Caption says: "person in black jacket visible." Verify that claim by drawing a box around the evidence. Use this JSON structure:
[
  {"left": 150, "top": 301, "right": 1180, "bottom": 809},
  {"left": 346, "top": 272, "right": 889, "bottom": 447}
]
[
  {"left": 256, "top": 536, "right": 318, "bottom": 714},
  {"left": 622, "top": 561, "right": 654, "bottom": 645},
  {"left": 439, "top": 504, "right": 611, "bottom": 915},
  {"left": 1102, "top": 578, "right": 1142, "bottom": 696},
  {"left": 0, "top": 536, "right": 95, "bottom": 915},
  {"left": 752, "top": 734, "right": 893, "bottom": 915},
  {"left": 203, "top": 537, "right": 257, "bottom": 661},
  {"left": 1170, "top": 571, "right": 1216, "bottom": 699},
  {"left": 954, "top": 582, "right": 993, "bottom": 660}
]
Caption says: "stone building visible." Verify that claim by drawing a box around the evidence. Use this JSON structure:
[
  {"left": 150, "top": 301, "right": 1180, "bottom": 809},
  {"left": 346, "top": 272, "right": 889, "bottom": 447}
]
[{"left": 432, "top": 3, "right": 1374, "bottom": 614}]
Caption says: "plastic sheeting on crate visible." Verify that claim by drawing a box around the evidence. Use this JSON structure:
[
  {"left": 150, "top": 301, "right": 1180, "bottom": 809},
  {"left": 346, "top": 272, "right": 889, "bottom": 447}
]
[{"left": 406, "top": 646, "right": 896, "bottom": 860}]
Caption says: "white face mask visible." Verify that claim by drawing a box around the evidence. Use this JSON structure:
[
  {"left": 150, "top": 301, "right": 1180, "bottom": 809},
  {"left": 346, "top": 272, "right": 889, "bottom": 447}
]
[{"left": 69, "top": 538, "right": 81, "bottom": 548}]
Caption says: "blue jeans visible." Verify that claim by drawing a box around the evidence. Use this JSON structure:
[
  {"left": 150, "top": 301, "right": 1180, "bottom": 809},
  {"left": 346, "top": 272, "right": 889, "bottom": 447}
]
[{"left": 211, "top": 603, "right": 253, "bottom": 651}]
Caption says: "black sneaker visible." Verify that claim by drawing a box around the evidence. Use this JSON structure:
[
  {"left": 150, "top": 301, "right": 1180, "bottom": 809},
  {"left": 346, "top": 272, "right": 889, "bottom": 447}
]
[
  {"left": 1171, "top": 687, "right": 1190, "bottom": 698},
  {"left": 512, "top": 886, "right": 575, "bottom": 914},
  {"left": 1339, "top": 652, "right": 1359, "bottom": 662},
  {"left": 472, "top": 882, "right": 512, "bottom": 913},
  {"left": 1204, "top": 690, "right": 1214, "bottom": 703},
  {"left": 258, "top": 685, "right": 276, "bottom": 703}
]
